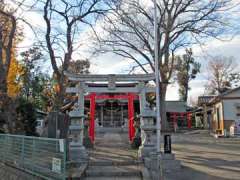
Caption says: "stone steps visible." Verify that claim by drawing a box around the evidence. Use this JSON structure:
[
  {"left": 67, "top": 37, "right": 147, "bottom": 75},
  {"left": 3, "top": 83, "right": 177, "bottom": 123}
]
[
  {"left": 84, "top": 160, "right": 143, "bottom": 179},
  {"left": 84, "top": 177, "right": 142, "bottom": 180},
  {"left": 85, "top": 165, "right": 142, "bottom": 177},
  {"left": 89, "top": 160, "right": 143, "bottom": 166},
  {"left": 83, "top": 131, "right": 142, "bottom": 180}
]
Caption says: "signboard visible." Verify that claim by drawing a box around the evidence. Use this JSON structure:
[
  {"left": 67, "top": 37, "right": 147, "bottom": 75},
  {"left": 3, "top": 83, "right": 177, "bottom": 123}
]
[
  {"left": 52, "top": 158, "right": 61, "bottom": 173},
  {"left": 59, "top": 139, "right": 64, "bottom": 152},
  {"left": 164, "top": 135, "right": 171, "bottom": 154}
]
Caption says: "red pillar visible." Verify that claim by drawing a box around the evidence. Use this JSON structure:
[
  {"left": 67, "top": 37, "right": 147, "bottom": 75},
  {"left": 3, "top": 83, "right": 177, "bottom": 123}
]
[
  {"left": 173, "top": 112, "right": 177, "bottom": 131},
  {"left": 128, "top": 93, "right": 135, "bottom": 142},
  {"left": 89, "top": 93, "right": 96, "bottom": 142},
  {"left": 187, "top": 112, "right": 192, "bottom": 129}
]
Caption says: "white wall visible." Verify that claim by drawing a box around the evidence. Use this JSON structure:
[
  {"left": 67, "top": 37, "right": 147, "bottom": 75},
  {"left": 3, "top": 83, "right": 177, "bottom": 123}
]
[{"left": 223, "top": 99, "right": 240, "bottom": 121}]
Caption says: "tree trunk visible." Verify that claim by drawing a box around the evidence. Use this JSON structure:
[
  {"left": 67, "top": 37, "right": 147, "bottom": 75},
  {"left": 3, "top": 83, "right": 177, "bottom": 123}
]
[
  {"left": 54, "top": 74, "right": 66, "bottom": 110},
  {"left": 159, "top": 82, "right": 168, "bottom": 132},
  {"left": 184, "top": 80, "right": 189, "bottom": 102},
  {"left": 0, "top": 69, "right": 7, "bottom": 95},
  {"left": 0, "top": 25, "right": 7, "bottom": 95}
]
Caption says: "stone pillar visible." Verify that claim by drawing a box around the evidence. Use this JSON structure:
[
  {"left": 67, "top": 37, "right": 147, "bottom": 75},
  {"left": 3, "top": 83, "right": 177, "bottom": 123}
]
[
  {"left": 138, "top": 110, "right": 157, "bottom": 158},
  {"left": 138, "top": 82, "right": 157, "bottom": 158},
  {"left": 69, "top": 82, "right": 88, "bottom": 162}
]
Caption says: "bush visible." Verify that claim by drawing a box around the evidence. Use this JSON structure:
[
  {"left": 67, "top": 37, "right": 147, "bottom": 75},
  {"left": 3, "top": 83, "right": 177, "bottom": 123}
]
[{"left": 16, "top": 97, "right": 38, "bottom": 136}]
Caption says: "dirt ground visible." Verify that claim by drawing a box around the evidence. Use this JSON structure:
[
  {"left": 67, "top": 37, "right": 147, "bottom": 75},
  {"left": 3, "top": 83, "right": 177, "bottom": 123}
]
[{"left": 165, "top": 130, "right": 240, "bottom": 180}]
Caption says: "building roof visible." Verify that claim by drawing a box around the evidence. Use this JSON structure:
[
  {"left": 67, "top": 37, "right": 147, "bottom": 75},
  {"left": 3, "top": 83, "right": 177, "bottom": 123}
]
[
  {"left": 219, "top": 86, "right": 240, "bottom": 97},
  {"left": 198, "top": 95, "right": 216, "bottom": 105},
  {"left": 86, "top": 82, "right": 138, "bottom": 88},
  {"left": 165, "top": 101, "right": 187, "bottom": 113},
  {"left": 209, "top": 86, "right": 240, "bottom": 104}
]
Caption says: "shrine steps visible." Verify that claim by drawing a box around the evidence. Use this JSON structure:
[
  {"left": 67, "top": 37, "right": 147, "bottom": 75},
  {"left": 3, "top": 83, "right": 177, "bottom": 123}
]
[
  {"left": 83, "top": 131, "right": 143, "bottom": 179},
  {"left": 84, "top": 162, "right": 143, "bottom": 179},
  {"left": 88, "top": 160, "right": 143, "bottom": 166},
  {"left": 83, "top": 177, "right": 142, "bottom": 180},
  {"left": 96, "top": 127, "right": 128, "bottom": 133}
]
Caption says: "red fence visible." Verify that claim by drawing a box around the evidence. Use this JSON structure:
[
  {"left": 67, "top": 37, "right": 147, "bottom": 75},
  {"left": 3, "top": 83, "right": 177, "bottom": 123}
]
[{"left": 169, "top": 112, "right": 192, "bottom": 130}]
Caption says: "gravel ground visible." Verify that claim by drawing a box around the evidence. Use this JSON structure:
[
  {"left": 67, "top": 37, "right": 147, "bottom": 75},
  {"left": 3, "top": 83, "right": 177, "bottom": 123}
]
[{"left": 165, "top": 130, "right": 240, "bottom": 180}]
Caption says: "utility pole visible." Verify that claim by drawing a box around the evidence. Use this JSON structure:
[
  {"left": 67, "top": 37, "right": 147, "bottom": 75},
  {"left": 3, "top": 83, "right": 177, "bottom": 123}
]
[{"left": 154, "top": 0, "right": 161, "bottom": 153}]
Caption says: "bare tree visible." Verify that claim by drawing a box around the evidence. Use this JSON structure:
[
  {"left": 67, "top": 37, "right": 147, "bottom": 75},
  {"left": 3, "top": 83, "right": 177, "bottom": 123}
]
[
  {"left": 42, "top": 0, "right": 107, "bottom": 108},
  {"left": 205, "top": 56, "right": 239, "bottom": 94},
  {"left": 96, "top": 0, "right": 237, "bottom": 130}
]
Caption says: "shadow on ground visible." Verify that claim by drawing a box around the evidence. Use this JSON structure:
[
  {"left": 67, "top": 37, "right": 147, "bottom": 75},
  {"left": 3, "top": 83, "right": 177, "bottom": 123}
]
[
  {"left": 165, "top": 165, "right": 232, "bottom": 180},
  {"left": 167, "top": 132, "right": 240, "bottom": 180}
]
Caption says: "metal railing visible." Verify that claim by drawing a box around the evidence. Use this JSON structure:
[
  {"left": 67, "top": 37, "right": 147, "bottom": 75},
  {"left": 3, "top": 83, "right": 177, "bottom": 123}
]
[{"left": 0, "top": 134, "right": 67, "bottom": 180}]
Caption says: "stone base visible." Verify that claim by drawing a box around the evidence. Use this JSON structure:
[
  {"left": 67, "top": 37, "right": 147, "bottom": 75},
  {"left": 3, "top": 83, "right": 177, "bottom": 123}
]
[
  {"left": 144, "top": 153, "right": 162, "bottom": 180},
  {"left": 161, "top": 153, "right": 175, "bottom": 160},
  {"left": 163, "top": 159, "right": 181, "bottom": 172},
  {"left": 161, "top": 153, "right": 181, "bottom": 172},
  {"left": 143, "top": 153, "right": 181, "bottom": 180},
  {"left": 69, "top": 146, "right": 89, "bottom": 163},
  {"left": 138, "top": 144, "right": 156, "bottom": 159}
]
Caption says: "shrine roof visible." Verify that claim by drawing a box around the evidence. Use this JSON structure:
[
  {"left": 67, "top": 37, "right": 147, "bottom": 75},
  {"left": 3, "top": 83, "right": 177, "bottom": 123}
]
[{"left": 85, "top": 82, "right": 138, "bottom": 88}]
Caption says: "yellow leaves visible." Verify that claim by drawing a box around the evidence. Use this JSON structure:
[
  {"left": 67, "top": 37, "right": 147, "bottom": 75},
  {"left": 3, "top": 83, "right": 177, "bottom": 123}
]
[
  {"left": 0, "top": 6, "right": 24, "bottom": 97},
  {"left": 7, "top": 56, "right": 24, "bottom": 97}
]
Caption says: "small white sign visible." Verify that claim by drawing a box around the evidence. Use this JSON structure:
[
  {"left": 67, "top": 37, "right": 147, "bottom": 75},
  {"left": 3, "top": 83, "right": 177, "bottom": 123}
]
[
  {"left": 52, "top": 158, "right": 61, "bottom": 173},
  {"left": 59, "top": 139, "right": 64, "bottom": 152}
]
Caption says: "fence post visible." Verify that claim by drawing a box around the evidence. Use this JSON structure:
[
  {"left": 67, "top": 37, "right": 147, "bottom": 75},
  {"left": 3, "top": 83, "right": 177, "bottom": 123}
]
[
  {"left": 21, "top": 137, "right": 25, "bottom": 167},
  {"left": 32, "top": 138, "right": 35, "bottom": 172},
  {"left": 63, "top": 139, "right": 67, "bottom": 180},
  {"left": 3, "top": 135, "right": 7, "bottom": 162},
  {"left": 7, "top": 135, "right": 10, "bottom": 162}
]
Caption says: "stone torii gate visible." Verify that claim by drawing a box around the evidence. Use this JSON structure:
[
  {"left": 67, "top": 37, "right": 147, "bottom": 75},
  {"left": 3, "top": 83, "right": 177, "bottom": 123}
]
[{"left": 65, "top": 72, "right": 158, "bottom": 162}]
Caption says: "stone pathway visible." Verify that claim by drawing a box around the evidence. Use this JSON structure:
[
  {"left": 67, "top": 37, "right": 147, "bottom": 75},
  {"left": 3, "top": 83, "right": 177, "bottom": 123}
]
[
  {"left": 164, "top": 131, "right": 240, "bottom": 180},
  {"left": 83, "top": 130, "right": 143, "bottom": 180}
]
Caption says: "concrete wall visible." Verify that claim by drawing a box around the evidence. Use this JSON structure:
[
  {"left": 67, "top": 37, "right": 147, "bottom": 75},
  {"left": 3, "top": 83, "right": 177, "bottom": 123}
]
[
  {"left": 0, "top": 163, "right": 42, "bottom": 180},
  {"left": 223, "top": 99, "right": 240, "bottom": 120}
]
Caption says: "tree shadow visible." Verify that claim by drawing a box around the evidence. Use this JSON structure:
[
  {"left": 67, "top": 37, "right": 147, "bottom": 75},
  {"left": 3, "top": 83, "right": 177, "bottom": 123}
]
[{"left": 164, "top": 165, "right": 234, "bottom": 180}]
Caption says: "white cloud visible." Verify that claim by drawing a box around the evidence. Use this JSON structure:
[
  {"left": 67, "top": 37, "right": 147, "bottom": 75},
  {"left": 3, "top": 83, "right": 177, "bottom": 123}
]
[
  {"left": 182, "top": 35, "right": 240, "bottom": 101},
  {"left": 89, "top": 53, "right": 135, "bottom": 74},
  {"left": 166, "top": 84, "right": 179, "bottom": 100}
]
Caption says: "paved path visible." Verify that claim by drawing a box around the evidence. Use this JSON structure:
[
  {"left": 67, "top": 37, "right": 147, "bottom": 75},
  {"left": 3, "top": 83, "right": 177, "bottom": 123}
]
[
  {"left": 83, "top": 130, "right": 142, "bottom": 180},
  {"left": 165, "top": 130, "right": 240, "bottom": 180}
]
